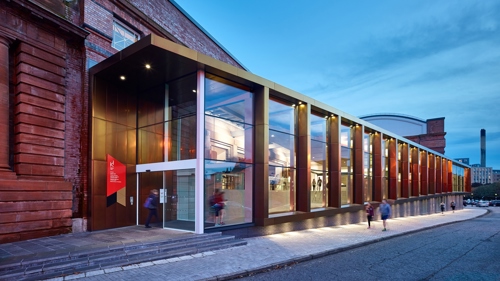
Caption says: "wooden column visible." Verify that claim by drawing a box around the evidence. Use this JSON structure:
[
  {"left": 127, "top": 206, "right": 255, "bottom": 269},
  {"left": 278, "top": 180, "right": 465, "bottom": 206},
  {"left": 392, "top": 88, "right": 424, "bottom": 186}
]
[
  {"left": 465, "top": 168, "right": 471, "bottom": 192},
  {"left": 372, "top": 132, "right": 382, "bottom": 202},
  {"left": 353, "top": 124, "right": 363, "bottom": 204},
  {"left": 436, "top": 156, "right": 442, "bottom": 193},
  {"left": 296, "top": 103, "right": 310, "bottom": 212},
  {"left": 428, "top": 154, "right": 436, "bottom": 194},
  {"left": 328, "top": 115, "right": 341, "bottom": 207},
  {"left": 253, "top": 86, "right": 269, "bottom": 225},
  {"left": 442, "top": 159, "right": 448, "bottom": 193},
  {"left": 388, "top": 138, "right": 397, "bottom": 200},
  {"left": 411, "top": 147, "right": 419, "bottom": 197},
  {"left": 420, "top": 151, "right": 428, "bottom": 196},
  {"left": 400, "top": 143, "right": 409, "bottom": 198}
]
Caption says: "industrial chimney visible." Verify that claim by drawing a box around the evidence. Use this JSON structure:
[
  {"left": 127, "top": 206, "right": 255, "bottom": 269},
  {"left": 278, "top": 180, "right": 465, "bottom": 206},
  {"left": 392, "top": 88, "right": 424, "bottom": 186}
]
[{"left": 481, "top": 129, "right": 486, "bottom": 167}]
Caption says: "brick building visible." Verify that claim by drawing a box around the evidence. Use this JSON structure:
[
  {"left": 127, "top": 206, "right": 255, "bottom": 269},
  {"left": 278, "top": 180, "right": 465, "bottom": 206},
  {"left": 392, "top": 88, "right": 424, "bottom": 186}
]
[
  {"left": 0, "top": 0, "right": 241, "bottom": 243},
  {"left": 1, "top": 0, "right": 470, "bottom": 243}
]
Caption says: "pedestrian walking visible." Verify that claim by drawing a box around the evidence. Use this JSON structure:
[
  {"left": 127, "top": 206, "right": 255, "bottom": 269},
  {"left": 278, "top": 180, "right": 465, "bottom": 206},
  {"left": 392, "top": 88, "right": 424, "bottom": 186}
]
[
  {"left": 144, "top": 189, "right": 159, "bottom": 228},
  {"left": 211, "top": 189, "right": 226, "bottom": 226},
  {"left": 450, "top": 201, "right": 456, "bottom": 213},
  {"left": 365, "top": 202, "right": 374, "bottom": 229},
  {"left": 379, "top": 199, "right": 391, "bottom": 231},
  {"left": 440, "top": 202, "right": 445, "bottom": 214}
]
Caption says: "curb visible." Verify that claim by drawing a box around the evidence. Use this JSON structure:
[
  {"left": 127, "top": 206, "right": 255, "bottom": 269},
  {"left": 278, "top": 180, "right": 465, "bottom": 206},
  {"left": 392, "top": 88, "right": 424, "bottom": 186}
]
[{"left": 211, "top": 209, "right": 489, "bottom": 280}]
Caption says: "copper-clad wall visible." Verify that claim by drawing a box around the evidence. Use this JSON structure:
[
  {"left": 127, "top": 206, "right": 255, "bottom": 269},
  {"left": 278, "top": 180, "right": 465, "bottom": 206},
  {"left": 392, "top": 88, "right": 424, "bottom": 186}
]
[
  {"left": 253, "top": 86, "right": 269, "bottom": 224},
  {"left": 297, "top": 103, "right": 311, "bottom": 212},
  {"left": 388, "top": 138, "right": 398, "bottom": 200},
  {"left": 400, "top": 144, "right": 409, "bottom": 198},
  {"left": 420, "top": 151, "right": 428, "bottom": 196},
  {"left": 411, "top": 147, "right": 419, "bottom": 197},
  {"left": 372, "top": 133, "right": 383, "bottom": 202},
  {"left": 353, "top": 125, "right": 364, "bottom": 204}
]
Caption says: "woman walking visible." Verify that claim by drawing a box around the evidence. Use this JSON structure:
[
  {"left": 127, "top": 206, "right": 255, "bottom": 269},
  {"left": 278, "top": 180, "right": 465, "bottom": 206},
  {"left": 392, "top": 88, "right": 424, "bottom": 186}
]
[{"left": 365, "top": 202, "right": 374, "bottom": 229}]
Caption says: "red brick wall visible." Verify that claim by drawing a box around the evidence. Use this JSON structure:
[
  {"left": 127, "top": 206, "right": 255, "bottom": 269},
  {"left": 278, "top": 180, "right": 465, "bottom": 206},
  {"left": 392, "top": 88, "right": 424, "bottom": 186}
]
[
  {"left": 0, "top": 180, "right": 72, "bottom": 243},
  {"left": 0, "top": 0, "right": 84, "bottom": 243},
  {"left": 405, "top": 118, "right": 446, "bottom": 154},
  {"left": 1, "top": 0, "right": 244, "bottom": 243}
]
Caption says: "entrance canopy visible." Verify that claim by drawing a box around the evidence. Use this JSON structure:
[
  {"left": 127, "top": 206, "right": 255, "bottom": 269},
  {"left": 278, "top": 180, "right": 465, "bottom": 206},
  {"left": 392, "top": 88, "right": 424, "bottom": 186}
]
[{"left": 89, "top": 34, "right": 258, "bottom": 94}]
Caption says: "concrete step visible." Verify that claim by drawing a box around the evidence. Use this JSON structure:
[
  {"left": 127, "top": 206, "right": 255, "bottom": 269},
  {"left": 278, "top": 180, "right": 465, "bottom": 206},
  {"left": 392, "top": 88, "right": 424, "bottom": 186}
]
[{"left": 0, "top": 232, "right": 246, "bottom": 281}]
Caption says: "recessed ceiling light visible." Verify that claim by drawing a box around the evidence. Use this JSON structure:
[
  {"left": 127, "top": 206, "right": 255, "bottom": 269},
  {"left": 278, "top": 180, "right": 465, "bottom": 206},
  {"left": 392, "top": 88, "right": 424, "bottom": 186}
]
[
  {"left": 120, "top": 76, "right": 126, "bottom": 80},
  {"left": 145, "top": 64, "right": 151, "bottom": 69},
  {"left": 192, "top": 89, "right": 196, "bottom": 93}
]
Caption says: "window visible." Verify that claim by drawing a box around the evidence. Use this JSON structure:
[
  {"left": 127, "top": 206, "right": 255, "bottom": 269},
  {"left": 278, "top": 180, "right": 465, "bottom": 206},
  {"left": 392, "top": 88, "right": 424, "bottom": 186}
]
[
  {"left": 112, "top": 21, "right": 139, "bottom": 50},
  {"left": 269, "top": 98, "right": 297, "bottom": 214}
]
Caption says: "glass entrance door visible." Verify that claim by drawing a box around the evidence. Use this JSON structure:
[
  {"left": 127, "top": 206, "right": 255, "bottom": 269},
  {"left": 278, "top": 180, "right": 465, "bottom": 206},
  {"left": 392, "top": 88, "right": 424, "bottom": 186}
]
[{"left": 139, "top": 168, "right": 195, "bottom": 232}]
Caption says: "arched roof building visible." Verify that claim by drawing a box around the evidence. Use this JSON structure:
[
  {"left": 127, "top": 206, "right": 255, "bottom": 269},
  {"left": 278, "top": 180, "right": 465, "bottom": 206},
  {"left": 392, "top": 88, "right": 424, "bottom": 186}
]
[{"left": 360, "top": 113, "right": 446, "bottom": 154}]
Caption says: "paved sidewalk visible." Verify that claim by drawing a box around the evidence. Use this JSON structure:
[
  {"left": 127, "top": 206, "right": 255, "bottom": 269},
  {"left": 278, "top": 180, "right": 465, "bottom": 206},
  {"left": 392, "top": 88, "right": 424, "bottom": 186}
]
[
  {"left": 0, "top": 225, "right": 192, "bottom": 261},
  {"left": 41, "top": 207, "right": 487, "bottom": 281}
]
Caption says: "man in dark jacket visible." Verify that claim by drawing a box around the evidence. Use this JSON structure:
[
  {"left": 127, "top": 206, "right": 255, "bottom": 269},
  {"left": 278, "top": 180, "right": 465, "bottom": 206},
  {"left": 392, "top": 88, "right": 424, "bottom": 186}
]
[{"left": 145, "top": 189, "right": 159, "bottom": 228}]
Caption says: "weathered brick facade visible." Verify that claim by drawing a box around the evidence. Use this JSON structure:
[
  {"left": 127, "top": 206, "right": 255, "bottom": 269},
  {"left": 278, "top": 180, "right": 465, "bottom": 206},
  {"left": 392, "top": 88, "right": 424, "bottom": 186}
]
[
  {"left": 0, "top": 0, "right": 242, "bottom": 243},
  {"left": 405, "top": 118, "right": 446, "bottom": 154}
]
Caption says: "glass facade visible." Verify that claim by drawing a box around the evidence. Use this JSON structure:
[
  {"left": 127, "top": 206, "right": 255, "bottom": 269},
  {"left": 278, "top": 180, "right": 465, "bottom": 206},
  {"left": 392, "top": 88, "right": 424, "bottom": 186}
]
[
  {"left": 204, "top": 74, "right": 253, "bottom": 227},
  {"left": 137, "top": 75, "right": 198, "bottom": 163},
  {"left": 311, "top": 113, "right": 328, "bottom": 209},
  {"left": 340, "top": 122, "right": 353, "bottom": 205},
  {"left": 269, "top": 98, "right": 297, "bottom": 214},
  {"left": 89, "top": 36, "right": 471, "bottom": 235}
]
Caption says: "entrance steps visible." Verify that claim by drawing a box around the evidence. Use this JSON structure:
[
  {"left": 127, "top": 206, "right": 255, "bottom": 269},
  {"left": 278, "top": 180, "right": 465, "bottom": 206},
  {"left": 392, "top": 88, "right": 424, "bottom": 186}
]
[{"left": 0, "top": 232, "right": 246, "bottom": 281}]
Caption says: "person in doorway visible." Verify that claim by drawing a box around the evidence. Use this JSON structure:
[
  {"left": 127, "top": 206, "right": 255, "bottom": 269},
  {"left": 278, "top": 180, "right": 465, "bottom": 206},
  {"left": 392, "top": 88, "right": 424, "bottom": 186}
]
[
  {"left": 365, "top": 202, "right": 374, "bottom": 229},
  {"left": 440, "top": 202, "right": 445, "bottom": 214},
  {"left": 379, "top": 199, "right": 391, "bottom": 231},
  {"left": 144, "top": 189, "right": 159, "bottom": 228},
  {"left": 450, "top": 201, "right": 456, "bottom": 213},
  {"left": 212, "top": 189, "right": 226, "bottom": 226}
]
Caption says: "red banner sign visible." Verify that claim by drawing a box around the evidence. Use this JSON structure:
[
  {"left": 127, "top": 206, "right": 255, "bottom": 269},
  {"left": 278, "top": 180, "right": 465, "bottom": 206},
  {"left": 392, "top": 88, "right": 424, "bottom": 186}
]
[{"left": 107, "top": 154, "right": 126, "bottom": 196}]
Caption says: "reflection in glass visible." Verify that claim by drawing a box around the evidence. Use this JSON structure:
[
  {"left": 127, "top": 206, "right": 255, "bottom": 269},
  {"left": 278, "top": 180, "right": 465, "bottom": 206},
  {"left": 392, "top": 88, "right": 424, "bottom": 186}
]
[
  {"left": 205, "top": 116, "right": 253, "bottom": 163},
  {"left": 205, "top": 74, "right": 253, "bottom": 124},
  {"left": 311, "top": 114, "right": 327, "bottom": 142},
  {"left": 269, "top": 165, "right": 295, "bottom": 213},
  {"left": 268, "top": 98, "right": 296, "bottom": 215},
  {"left": 136, "top": 74, "right": 197, "bottom": 164},
  {"left": 311, "top": 112, "right": 328, "bottom": 209},
  {"left": 204, "top": 161, "right": 253, "bottom": 227},
  {"left": 269, "top": 130, "right": 296, "bottom": 168},
  {"left": 269, "top": 99, "right": 295, "bottom": 134},
  {"left": 341, "top": 124, "right": 352, "bottom": 205}
]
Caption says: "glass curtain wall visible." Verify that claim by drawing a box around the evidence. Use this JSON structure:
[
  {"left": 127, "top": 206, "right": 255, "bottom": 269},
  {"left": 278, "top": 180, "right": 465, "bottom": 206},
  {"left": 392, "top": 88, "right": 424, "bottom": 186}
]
[
  {"left": 363, "top": 131, "right": 373, "bottom": 202},
  {"left": 310, "top": 113, "right": 328, "bottom": 209},
  {"left": 136, "top": 74, "right": 197, "bottom": 230},
  {"left": 204, "top": 74, "right": 253, "bottom": 227},
  {"left": 340, "top": 122, "right": 353, "bottom": 205},
  {"left": 269, "top": 98, "right": 297, "bottom": 214},
  {"left": 137, "top": 75, "right": 197, "bottom": 163}
]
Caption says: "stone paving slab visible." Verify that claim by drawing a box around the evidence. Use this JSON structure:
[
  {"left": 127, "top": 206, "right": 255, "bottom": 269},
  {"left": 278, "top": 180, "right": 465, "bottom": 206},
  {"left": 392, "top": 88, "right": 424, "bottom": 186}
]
[{"left": 50, "top": 207, "right": 487, "bottom": 281}]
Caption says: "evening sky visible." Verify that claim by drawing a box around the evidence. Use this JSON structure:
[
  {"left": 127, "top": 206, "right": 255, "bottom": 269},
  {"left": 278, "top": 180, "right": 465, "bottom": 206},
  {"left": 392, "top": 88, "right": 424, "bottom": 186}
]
[{"left": 175, "top": 0, "right": 500, "bottom": 169}]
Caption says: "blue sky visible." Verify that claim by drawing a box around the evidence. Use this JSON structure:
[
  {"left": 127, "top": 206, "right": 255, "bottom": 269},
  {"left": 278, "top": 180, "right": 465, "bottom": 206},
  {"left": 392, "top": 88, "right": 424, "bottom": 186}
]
[{"left": 175, "top": 0, "right": 500, "bottom": 169}]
